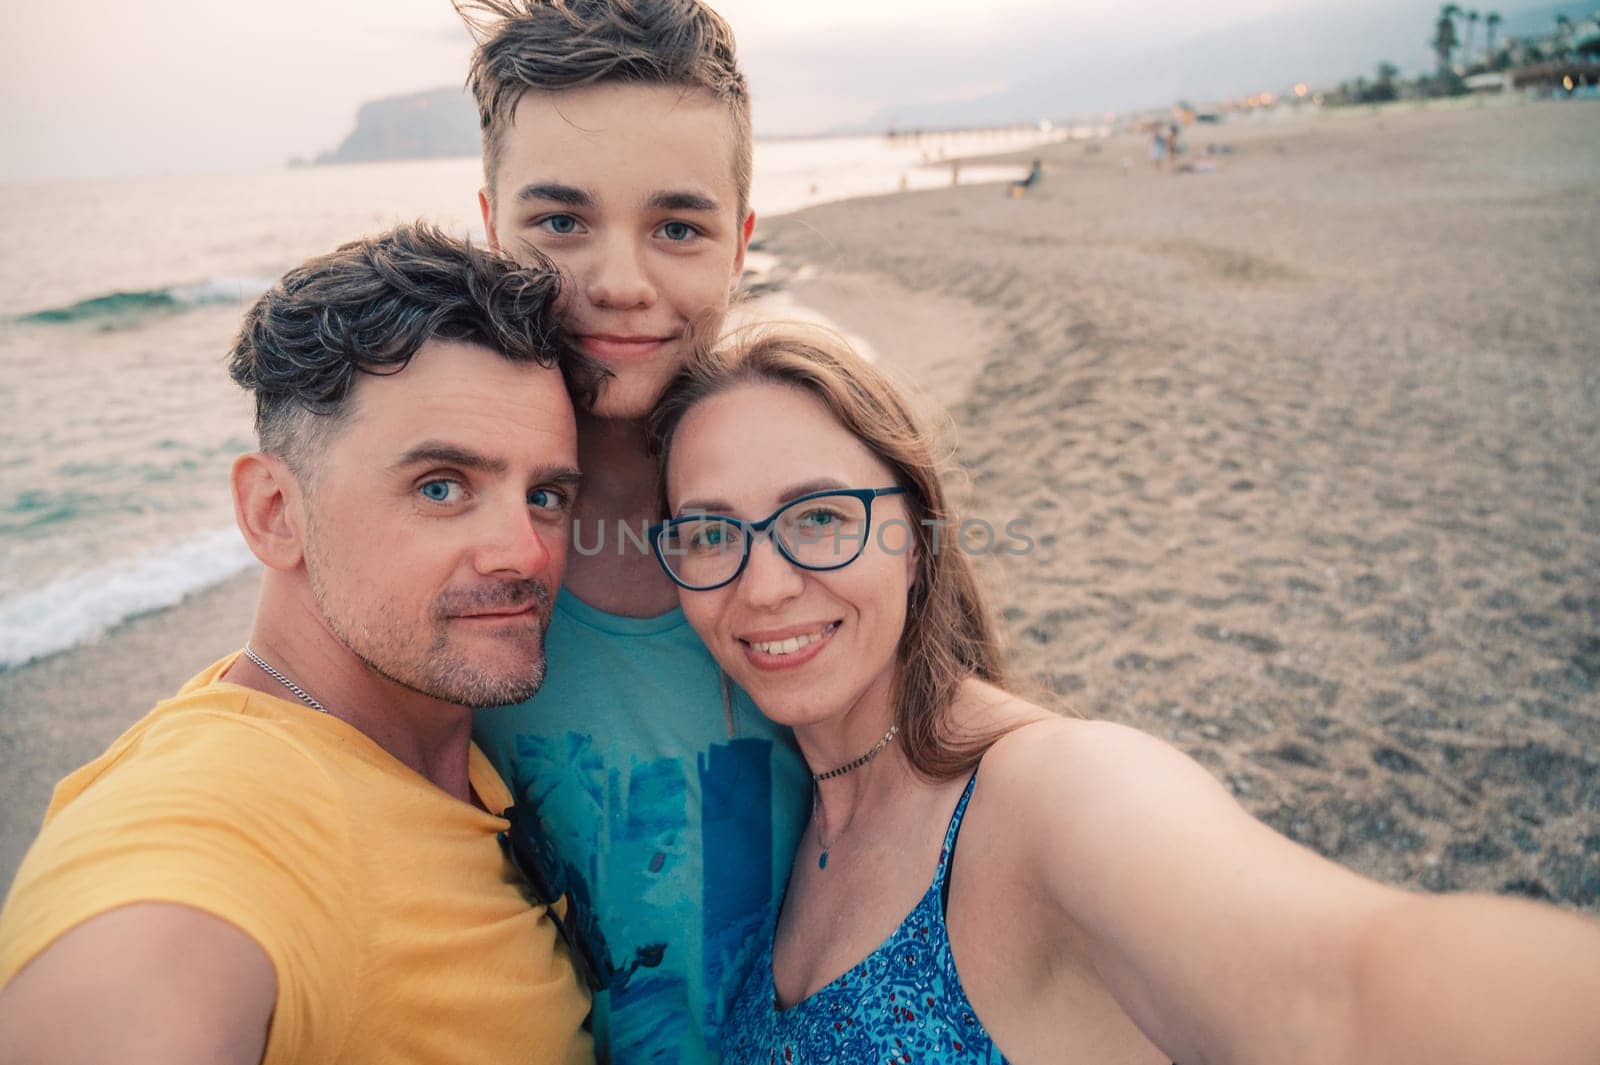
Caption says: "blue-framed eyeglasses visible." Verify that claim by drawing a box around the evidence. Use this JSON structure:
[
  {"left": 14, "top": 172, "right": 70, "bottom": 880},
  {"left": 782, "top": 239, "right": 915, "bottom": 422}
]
[{"left": 650, "top": 487, "right": 906, "bottom": 592}]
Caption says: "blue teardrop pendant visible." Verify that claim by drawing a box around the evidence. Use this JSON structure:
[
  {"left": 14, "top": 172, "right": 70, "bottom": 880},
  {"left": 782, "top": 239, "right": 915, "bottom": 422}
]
[{"left": 818, "top": 850, "right": 829, "bottom": 870}]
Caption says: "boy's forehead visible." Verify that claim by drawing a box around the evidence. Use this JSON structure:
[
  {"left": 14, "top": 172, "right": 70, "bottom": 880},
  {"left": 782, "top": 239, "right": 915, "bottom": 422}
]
[{"left": 498, "top": 83, "right": 739, "bottom": 204}]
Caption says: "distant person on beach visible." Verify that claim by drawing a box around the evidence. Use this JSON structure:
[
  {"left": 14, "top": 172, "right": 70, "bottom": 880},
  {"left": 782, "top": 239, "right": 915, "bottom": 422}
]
[
  {"left": 1151, "top": 119, "right": 1185, "bottom": 172},
  {"left": 645, "top": 324, "right": 1600, "bottom": 1065},
  {"left": 0, "top": 225, "right": 599, "bottom": 1063},
  {"left": 1008, "top": 157, "right": 1044, "bottom": 197},
  {"left": 455, "top": 2, "right": 808, "bottom": 1061}
]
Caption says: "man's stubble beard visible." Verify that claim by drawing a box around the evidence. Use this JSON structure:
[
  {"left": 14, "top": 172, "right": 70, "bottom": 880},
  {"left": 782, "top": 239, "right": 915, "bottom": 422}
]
[{"left": 302, "top": 517, "right": 554, "bottom": 710}]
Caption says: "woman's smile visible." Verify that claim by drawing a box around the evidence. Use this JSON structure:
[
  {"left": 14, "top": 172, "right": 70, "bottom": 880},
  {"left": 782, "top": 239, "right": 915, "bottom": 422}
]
[{"left": 738, "top": 620, "right": 841, "bottom": 670}]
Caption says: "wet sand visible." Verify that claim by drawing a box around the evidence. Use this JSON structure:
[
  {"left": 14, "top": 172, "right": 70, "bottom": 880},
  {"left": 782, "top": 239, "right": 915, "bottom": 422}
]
[{"left": 4, "top": 98, "right": 1597, "bottom": 907}]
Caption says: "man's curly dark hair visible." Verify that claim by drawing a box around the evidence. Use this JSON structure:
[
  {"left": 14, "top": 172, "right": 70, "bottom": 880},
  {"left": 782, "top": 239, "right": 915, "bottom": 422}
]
[{"left": 227, "top": 222, "right": 605, "bottom": 475}]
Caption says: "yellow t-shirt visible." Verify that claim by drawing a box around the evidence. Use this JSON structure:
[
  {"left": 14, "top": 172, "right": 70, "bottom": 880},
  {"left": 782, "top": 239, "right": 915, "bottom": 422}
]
[{"left": 0, "top": 654, "right": 594, "bottom": 1064}]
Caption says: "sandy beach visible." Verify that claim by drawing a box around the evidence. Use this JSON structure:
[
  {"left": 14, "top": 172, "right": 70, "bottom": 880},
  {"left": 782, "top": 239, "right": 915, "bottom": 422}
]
[{"left": 3, "top": 98, "right": 1597, "bottom": 906}]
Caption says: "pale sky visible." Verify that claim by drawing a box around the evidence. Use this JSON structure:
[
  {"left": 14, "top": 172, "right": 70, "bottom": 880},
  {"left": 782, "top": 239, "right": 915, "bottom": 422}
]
[{"left": 0, "top": 0, "right": 1498, "bottom": 184}]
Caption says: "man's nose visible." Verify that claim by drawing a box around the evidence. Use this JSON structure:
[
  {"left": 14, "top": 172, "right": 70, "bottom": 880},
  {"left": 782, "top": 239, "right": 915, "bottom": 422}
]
[{"left": 477, "top": 504, "right": 558, "bottom": 579}]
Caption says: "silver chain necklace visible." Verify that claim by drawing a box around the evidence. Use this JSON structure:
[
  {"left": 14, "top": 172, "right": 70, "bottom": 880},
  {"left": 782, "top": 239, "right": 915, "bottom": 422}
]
[
  {"left": 811, "top": 724, "right": 898, "bottom": 870},
  {"left": 242, "top": 644, "right": 330, "bottom": 715}
]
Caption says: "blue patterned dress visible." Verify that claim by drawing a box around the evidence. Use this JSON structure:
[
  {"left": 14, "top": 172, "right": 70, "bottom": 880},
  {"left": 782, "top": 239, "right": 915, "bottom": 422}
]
[{"left": 723, "top": 772, "right": 1008, "bottom": 1064}]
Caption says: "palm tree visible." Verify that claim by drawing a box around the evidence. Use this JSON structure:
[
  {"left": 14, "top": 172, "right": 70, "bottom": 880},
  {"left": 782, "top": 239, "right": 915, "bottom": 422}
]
[
  {"left": 1464, "top": 10, "right": 1481, "bottom": 68},
  {"left": 1434, "top": 5, "right": 1463, "bottom": 73},
  {"left": 1485, "top": 11, "right": 1502, "bottom": 66}
]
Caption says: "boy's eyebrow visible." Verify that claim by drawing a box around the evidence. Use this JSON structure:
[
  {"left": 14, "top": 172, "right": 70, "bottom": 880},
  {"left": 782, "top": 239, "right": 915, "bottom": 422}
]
[
  {"left": 646, "top": 190, "right": 719, "bottom": 213},
  {"left": 516, "top": 182, "right": 595, "bottom": 208}
]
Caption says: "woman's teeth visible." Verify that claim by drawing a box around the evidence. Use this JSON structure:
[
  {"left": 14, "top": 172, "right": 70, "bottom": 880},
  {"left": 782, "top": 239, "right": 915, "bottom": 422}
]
[{"left": 750, "top": 623, "right": 838, "bottom": 656}]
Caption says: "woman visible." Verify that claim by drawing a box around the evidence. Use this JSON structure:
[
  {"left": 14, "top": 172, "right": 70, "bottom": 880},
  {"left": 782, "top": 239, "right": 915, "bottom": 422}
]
[{"left": 645, "top": 324, "right": 1600, "bottom": 1064}]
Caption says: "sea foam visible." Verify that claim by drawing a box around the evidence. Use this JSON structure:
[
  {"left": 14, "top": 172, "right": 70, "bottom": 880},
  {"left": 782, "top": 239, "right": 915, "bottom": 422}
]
[{"left": 0, "top": 527, "right": 257, "bottom": 671}]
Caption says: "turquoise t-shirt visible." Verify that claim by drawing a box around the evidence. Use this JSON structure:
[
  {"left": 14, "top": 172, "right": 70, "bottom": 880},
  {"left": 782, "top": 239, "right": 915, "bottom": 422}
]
[{"left": 474, "top": 589, "right": 810, "bottom": 1065}]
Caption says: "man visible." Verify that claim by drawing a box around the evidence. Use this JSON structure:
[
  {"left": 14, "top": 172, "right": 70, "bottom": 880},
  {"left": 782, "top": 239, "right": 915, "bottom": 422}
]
[
  {"left": 0, "top": 224, "right": 598, "bottom": 1064},
  {"left": 458, "top": 2, "right": 810, "bottom": 1061}
]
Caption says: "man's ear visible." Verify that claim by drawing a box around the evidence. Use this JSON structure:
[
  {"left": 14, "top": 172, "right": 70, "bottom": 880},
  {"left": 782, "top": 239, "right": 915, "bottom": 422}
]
[
  {"left": 730, "top": 210, "right": 756, "bottom": 292},
  {"left": 479, "top": 187, "right": 499, "bottom": 252},
  {"left": 231, "top": 452, "right": 306, "bottom": 571}
]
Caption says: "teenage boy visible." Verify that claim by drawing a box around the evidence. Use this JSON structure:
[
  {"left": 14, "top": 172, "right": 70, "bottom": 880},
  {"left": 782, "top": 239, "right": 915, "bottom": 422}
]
[
  {"left": 0, "top": 225, "right": 597, "bottom": 1064},
  {"left": 459, "top": 2, "right": 809, "bottom": 1061}
]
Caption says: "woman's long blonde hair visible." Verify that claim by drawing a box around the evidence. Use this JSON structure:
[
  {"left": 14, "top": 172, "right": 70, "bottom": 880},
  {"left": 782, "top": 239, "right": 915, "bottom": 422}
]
[{"left": 649, "top": 323, "right": 1014, "bottom": 781}]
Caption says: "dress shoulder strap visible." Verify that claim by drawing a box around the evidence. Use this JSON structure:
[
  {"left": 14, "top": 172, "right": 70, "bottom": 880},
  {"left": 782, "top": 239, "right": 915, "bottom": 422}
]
[{"left": 936, "top": 768, "right": 981, "bottom": 913}]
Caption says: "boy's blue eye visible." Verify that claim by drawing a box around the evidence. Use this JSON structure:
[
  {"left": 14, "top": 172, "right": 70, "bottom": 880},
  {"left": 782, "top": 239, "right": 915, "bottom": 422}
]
[
  {"left": 540, "top": 215, "right": 579, "bottom": 236},
  {"left": 420, "top": 480, "right": 460, "bottom": 503},
  {"left": 660, "top": 221, "right": 694, "bottom": 242}
]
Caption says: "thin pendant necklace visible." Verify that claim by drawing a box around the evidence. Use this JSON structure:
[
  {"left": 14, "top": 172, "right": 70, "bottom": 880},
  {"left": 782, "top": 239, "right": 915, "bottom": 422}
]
[
  {"left": 242, "top": 644, "right": 330, "bottom": 715},
  {"left": 812, "top": 723, "right": 898, "bottom": 870}
]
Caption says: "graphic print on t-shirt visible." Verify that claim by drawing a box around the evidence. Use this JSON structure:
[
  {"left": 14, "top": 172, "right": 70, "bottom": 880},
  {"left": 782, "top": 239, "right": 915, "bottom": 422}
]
[{"left": 514, "top": 732, "right": 776, "bottom": 1061}]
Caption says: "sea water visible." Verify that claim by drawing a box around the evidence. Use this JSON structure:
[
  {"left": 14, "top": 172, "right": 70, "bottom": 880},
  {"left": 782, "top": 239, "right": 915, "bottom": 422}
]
[{"left": 0, "top": 125, "right": 1079, "bottom": 670}]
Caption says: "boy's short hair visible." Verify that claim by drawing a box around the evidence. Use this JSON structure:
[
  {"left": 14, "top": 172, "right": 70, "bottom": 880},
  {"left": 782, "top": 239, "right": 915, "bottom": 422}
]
[
  {"left": 228, "top": 222, "right": 603, "bottom": 476},
  {"left": 457, "top": 0, "right": 752, "bottom": 218}
]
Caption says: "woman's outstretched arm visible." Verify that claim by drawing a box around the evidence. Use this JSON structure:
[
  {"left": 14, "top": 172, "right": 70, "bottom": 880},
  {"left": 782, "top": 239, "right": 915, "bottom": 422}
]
[
  {"left": 995, "top": 717, "right": 1600, "bottom": 1065},
  {"left": 1343, "top": 889, "right": 1600, "bottom": 1063}
]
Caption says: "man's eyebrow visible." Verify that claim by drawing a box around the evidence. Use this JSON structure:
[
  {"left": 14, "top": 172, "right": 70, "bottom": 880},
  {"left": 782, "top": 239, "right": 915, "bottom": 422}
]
[
  {"left": 646, "top": 190, "right": 719, "bottom": 213},
  {"left": 516, "top": 182, "right": 595, "bottom": 209},
  {"left": 393, "top": 446, "right": 583, "bottom": 490},
  {"left": 392, "top": 443, "right": 507, "bottom": 475},
  {"left": 538, "top": 466, "right": 585, "bottom": 490}
]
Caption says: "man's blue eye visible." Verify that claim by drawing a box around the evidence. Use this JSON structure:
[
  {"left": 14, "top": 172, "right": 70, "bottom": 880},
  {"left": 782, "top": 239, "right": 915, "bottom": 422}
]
[
  {"left": 420, "top": 480, "right": 459, "bottom": 503},
  {"left": 661, "top": 221, "right": 694, "bottom": 242},
  {"left": 540, "top": 215, "right": 579, "bottom": 235},
  {"left": 529, "top": 488, "right": 565, "bottom": 511}
]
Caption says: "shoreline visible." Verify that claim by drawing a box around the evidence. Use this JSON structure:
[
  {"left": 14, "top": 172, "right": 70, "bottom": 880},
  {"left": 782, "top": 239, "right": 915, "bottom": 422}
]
[
  {"left": 0, "top": 148, "right": 1040, "bottom": 677},
  {"left": 6, "top": 99, "right": 1598, "bottom": 907}
]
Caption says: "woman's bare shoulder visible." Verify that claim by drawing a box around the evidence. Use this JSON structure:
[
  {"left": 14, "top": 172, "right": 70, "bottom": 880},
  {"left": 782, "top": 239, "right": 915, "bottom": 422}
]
[
  {"left": 968, "top": 696, "right": 1254, "bottom": 867},
  {"left": 969, "top": 688, "right": 1192, "bottom": 790}
]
